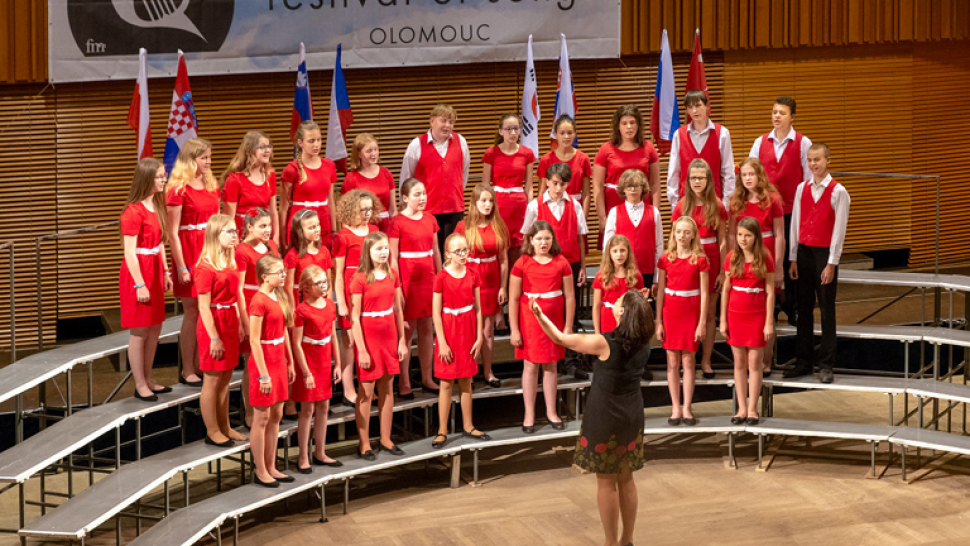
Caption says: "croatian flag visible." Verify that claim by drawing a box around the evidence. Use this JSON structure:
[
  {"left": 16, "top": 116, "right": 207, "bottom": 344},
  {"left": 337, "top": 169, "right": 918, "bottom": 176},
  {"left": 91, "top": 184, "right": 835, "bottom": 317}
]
[
  {"left": 163, "top": 50, "right": 198, "bottom": 172},
  {"left": 685, "top": 29, "right": 710, "bottom": 124},
  {"left": 650, "top": 30, "right": 680, "bottom": 155},
  {"left": 290, "top": 42, "right": 313, "bottom": 142},
  {"left": 520, "top": 35, "right": 541, "bottom": 158},
  {"left": 127, "top": 48, "right": 152, "bottom": 160},
  {"left": 549, "top": 34, "right": 576, "bottom": 151},
  {"left": 325, "top": 44, "right": 353, "bottom": 173}
]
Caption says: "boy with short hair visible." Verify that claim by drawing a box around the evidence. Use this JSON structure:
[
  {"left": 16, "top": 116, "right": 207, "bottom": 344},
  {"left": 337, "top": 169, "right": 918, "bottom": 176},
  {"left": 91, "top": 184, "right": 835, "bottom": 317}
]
[{"left": 666, "top": 90, "right": 735, "bottom": 209}]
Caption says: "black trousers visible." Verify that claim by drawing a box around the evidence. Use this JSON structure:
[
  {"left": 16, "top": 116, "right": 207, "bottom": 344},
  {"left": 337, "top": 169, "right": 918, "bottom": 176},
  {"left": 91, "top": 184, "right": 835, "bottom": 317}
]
[
  {"left": 433, "top": 212, "right": 465, "bottom": 254},
  {"left": 782, "top": 213, "right": 797, "bottom": 312},
  {"left": 795, "top": 244, "right": 838, "bottom": 371}
]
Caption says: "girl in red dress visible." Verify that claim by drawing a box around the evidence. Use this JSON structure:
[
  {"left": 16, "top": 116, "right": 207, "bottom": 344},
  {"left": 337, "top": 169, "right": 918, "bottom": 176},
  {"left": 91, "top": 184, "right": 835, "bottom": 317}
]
[
  {"left": 389, "top": 179, "right": 442, "bottom": 397},
  {"left": 344, "top": 133, "right": 397, "bottom": 232},
  {"left": 285, "top": 209, "right": 334, "bottom": 306},
  {"left": 194, "top": 214, "right": 248, "bottom": 446},
  {"left": 593, "top": 235, "right": 644, "bottom": 335},
  {"left": 351, "top": 232, "right": 408, "bottom": 460},
  {"left": 431, "top": 233, "right": 488, "bottom": 448},
  {"left": 593, "top": 105, "right": 661, "bottom": 245},
  {"left": 222, "top": 131, "right": 279, "bottom": 245},
  {"left": 333, "top": 189, "right": 381, "bottom": 404},
  {"left": 455, "top": 183, "right": 510, "bottom": 388},
  {"left": 655, "top": 217, "right": 710, "bottom": 426},
  {"left": 248, "top": 255, "right": 296, "bottom": 487},
  {"left": 120, "top": 159, "right": 173, "bottom": 401},
  {"left": 166, "top": 138, "right": 219, "bottom": 386},
  {"left": 281, "top": 121, "right": 337, "bottom": 250},
  {"left": 720, "top": 217, "right": 775, "bottom": 425},
  {"left": 730, "top": 157, "right": 785, "bottom": 377},
  {"left": 538, "top": 114, "right": 592, "bottom": 217},
  {"left": 509, "top": 221, "right": 575, "bottom": 432},
  {"left": 672, "top": 158, "right": 728, "bottom": 379},
  {"left": 482, "top": 113, "right": 536, "bottom": 268},
  {"left": 291, "top": 265, "right": 343, "bottom": 472}
]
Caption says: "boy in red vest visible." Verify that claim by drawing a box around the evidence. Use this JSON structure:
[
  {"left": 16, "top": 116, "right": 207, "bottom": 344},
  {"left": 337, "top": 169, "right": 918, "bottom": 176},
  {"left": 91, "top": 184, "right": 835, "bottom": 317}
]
[
  {"left": 749, "top": 96, "right": 812, "bottom": 325},
  {"left": 784, "top": 143, "right": 850, "bottom": 384},
  {"left": 602, "top": 168, "right": 663, "bottom": 294},
  {"left": 666, "top": 90, "right": 735, "bottom": 209},
  {"left": 399, "top": 103, "right": 471, "bottom": 252}
]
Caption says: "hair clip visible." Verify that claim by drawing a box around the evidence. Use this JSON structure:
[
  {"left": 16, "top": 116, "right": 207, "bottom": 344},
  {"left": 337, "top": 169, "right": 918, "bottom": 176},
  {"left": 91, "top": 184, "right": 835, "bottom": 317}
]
[{"left": 248, "top": 209, "right": 259, "bottom": 218}]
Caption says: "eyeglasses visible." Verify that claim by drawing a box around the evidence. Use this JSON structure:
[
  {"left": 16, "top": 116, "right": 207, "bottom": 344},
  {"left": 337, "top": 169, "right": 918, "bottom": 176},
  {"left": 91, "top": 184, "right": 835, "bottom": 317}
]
[
  {"left": 359, "top": 207, "right": 374, "bottom": 215},
  {"left": 450, "top": 249, "right": 469, "bottom": 256},
  {"left": 222, "top": 229, "right": 238, "bottom": 236},
  {"left": 267, "top": 270, "right": 286, "bottom": 278},
  {"left": 256, "top": 145, "right": 273, "bottom": 151},
  {"left": 314, "top": 281, "right": 328, "bottom": 288},
  {"left": 501, "top": 127, "right": 521, "bottom": 133}
]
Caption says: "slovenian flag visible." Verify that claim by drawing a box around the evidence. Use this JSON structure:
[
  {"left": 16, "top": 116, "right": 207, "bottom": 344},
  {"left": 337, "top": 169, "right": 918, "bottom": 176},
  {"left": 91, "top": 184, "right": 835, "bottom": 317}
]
[
  {"left": 520, "top": 35, "right": 541, "bottom": 158},
  {"left": 325, "top": 44, "right": 353, "bottom": 173},
  {"left": 163, "top": 50, "right": 198, "bottom": 172},
  {"left": 650, "top": 30, "right": 679, "bottom": 155},
  {"left": 549, "top": 33, "right": 576, "bottom": 151},
  {"left": 127, "top": 48, "right": 152, "bottom": 160},
  {"left": 290, "top": 42, "right": 313, "bottom": 142}
]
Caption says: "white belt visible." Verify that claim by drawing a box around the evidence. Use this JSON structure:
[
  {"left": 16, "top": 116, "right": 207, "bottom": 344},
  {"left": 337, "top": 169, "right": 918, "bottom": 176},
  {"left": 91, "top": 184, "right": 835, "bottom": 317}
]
[
  {"left": 293, "top": 200, "right": 328, "bottom": 207},
  {"left": 443, "top": 304, "right": 473, "bottom": 316},
  {"left": 699, "top": 236, "right": 717, "bottom": 245},
  {"left": 179, "top": 223, "right": 206, "bottom": 231},
  {"left": 665, "top": 288, "right": 700, "bottom": 297},
  {"left": 244, "top": 284, "right": 260, "bottom": 291},
  {"left": 362, "top": 306, "right": 394, "bottom": 318},
  {"left": 400, "top": 250, "right": 433, "bottom": 259},
  {"left": 524, "top": 290, "right": 563, "bottom": 299},
  {"left": 603, "top": 301, "right": 616, "bottom": 309},
  {"left": 260, "top": 336, "right": 285, "bottom": 345},
  {"left": 761, "top": 230, "right": 773, "bottom": 239},
  {"left": 211, "top": 303, "right": 234, "bottom": 310},
  {"left": 378, "top": 211, "right": 390, "bottom": 219},
  {"left": 493, "top": 186, "right": 524, "bottom": 193},
  {"left": 467, "top": 255, "right": 497, "bottom": 264},
  {"left": 302, "top": 335, "right": 332, "bottom": 346},
  {"left": 135, "top": 245, "right": 162, "bottom": 255},
  {"left": 732, "top": 286, "right": 765, "bottom": 294},
  {"left": 604, "top": 183, "right": 618, "bottom": 190}
]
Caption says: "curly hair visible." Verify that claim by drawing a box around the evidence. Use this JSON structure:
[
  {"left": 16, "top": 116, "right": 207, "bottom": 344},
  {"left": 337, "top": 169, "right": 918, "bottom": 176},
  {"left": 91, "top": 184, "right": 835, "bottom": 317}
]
[{"left": 336, "top": 189, "right": 383, "bottom": 228}]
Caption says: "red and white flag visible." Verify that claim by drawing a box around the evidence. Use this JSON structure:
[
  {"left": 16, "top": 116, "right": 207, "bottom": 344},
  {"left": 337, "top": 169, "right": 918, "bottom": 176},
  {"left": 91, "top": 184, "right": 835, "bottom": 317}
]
[
  {"left": 685, "top": 29, "right": 710, "bottom": 123},
  {"left": 325, "top": 44, "right": 353, "bottom": 173},
  {"left": 520, "top": 34, "right": 541, "bottom": 158},
  {"left": 127, "top": 48, "right": 152, "bottom": 160}
]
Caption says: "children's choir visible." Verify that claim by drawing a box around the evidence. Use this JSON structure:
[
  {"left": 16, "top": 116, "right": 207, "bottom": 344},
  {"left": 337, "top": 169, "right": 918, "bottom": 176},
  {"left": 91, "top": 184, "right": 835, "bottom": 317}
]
[{"left": 118, "top": 96, "right": 849, "bottom": 483}]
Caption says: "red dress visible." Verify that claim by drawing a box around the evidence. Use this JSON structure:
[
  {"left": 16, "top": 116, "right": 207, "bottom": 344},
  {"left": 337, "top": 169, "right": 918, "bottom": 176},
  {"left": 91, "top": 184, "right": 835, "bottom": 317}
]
[
  {"left": 343, "top": 168, "right": 395, "bottom": 232},
  {"left": 389, "top": 213, "right": 439, "bottom": 320},
  {"left": 166, "top": 185, "right": 219, "bottom": 298},
  {"left": 724, "top": 253, "right": 775, "bottom": 348},
  {"left": 235, "top": 240, "right": 280, "bottom": 309},
  {"left": 483, "top": 145, "right": 536, "bottom": 247},
  {"left": 733, "top": 193, "right": 784, "bottom": 293},
  {"left": 537, "top": 150, "right": 592, "bottom": 200},
  {"left": 333, "top": 225, "right": 379, "bottom": 328},
  {"left": 455, "top": 220, "right": 503, "bottom": 316},
  {"left": 513, "top": 254, "right": 571, "bottom": 363},
  {"left": 292, "top": 300, "right": 336, "bottom": 402},
  {"left": 657, "top": 252, "right": 710, "bottom": 352},
  {"left": 119, "top": 203, "right": 166, "bottom": 328},
  {"left": 433, "top": 269, "right": 480, "bottom": 379},
  {"left": 194, "top": 260, "right": 240, "bottom": 372},
  {"left": 672, "top": 200, "right": 728, "bottom": 294},
  {"left": 284, "top": 246, "right": 333, "bottom": 305},
  {"left": 350, "top": 269, "right": 402, "bottom": 381},
  {"left": 247, "top": 291, "right": 289, "bottom": 407},
  {"left": 594, "top": 142, "right": 659, "bottom": 214},
  {"left": 223, "top": 171, "right": 278, "bottom": 237},
  {"left": 282, "top": 159, "right": 336, "bottom": 249},
  {"left": 593, "top": 272, "right": 643, "bottom": 334}
]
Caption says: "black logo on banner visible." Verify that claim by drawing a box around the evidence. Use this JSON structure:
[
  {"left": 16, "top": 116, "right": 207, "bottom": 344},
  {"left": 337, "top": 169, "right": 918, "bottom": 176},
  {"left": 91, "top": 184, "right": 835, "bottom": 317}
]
[{"left": 67, "top": 0, "right": 234, "bottom": 56}]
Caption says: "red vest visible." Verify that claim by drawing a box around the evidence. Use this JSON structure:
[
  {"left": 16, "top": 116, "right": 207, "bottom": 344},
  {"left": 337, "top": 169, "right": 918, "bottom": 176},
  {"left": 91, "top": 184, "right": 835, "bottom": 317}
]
[
  {"left": 798, "top": 179, "right": 839, "bottom": 248},
  {"left": 678, "top": 123, "right": 723, "bottom": 199},
  {"left": 615, "top": 203, "right": 657, "bottom": 274},
  {"left": 759, "top": 131, "right": 804, "bottom": 214},
  {"left": 538, "top": 196, "right": 580, "bottom": 263},
  {"left": 414, "top": 134, "right": 464, "bottom": 215}
]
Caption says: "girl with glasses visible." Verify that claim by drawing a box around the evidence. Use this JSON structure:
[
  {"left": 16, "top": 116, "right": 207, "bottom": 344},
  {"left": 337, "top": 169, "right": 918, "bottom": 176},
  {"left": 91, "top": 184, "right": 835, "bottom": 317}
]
[{"left": 482, "top": 112, "right": 536, "bottom": 270}]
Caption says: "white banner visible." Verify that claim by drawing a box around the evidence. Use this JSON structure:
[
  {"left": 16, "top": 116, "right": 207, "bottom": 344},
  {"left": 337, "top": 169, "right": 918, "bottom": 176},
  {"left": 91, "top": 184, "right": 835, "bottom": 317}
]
[{"left": 48, "top": 0, "right": 621, "bottom": 83}]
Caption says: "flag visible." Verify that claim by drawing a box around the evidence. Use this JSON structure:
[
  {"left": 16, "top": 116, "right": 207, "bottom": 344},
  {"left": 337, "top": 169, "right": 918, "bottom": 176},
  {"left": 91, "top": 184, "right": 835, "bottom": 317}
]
[
  {"left": 290, "top": 42, "right": 313, "bottom": 142},
  {"left": 650, "top": 30, "right": 680, "bottom": 155},
  {"left": 685, "top": 29, "right": 710, "bottom": 124},
  {"left": 163, "top": 50, "right": 198, "bottom": 172},
  {"left": 520, "top": 34, "right": 541, "bottom": 158},
  {"left": 549, "top": 33, "right": 576, "bottom": 151},
  {"left": 325, "top": 43, "right": 353, "bottom": 173},
  {"left": 127, "top": 48, "right": 152, "bottom": 160}
]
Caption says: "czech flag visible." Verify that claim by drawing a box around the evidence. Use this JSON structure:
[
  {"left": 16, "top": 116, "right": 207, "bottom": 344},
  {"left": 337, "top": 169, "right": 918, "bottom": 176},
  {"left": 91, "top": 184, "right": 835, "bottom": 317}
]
[
  {"left": 325, "top": 44, "right": 353, "bottom": 174},
  {"left": 127, "top": 48, "right": 152, "bottom": 160},
  {"left": 685, "top": 29, "right": 710, "bottom": 124},
  {"left": 520, "top": 34, "right": 541, "bottom": 158},
  {"left": 290, "top": 42, "right": 313, "bottom": 142},
  {"left": 163, "top": 50, "right": 198, "bottom": 173},
  {"left": 549, "top": 33, "right": 576, "bottom": 151},
  {"left": 650, "top": 30, "right": 680, "bottom": 155}
]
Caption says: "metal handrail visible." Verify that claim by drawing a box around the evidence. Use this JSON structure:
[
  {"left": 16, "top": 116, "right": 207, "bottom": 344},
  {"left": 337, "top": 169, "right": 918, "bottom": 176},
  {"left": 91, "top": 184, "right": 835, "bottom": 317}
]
[{"left": 0, "top": 240, "right": 14, "bottom": 363}]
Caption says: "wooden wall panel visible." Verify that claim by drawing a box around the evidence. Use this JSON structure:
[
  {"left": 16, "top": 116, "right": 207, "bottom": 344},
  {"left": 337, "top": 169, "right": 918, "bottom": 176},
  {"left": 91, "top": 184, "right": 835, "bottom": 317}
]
[{"left": 0, "top": 0, "right": 47, "bottom": 84}]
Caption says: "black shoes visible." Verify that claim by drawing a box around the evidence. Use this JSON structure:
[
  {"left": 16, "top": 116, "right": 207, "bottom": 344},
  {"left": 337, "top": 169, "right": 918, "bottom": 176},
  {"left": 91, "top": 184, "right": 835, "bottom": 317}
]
[
  {"left": 573, "top": 369, "right": 590, "bottom": 380},
  {"left": 275, "top": 475, "right": 295, "bottom": 483},
  {"left": 421, "top": 383, "right": 440, "bottom": 394},
  {"left": 462, "top": 428, "right": 491, "bottom": 440},
  {"left": 179, "top": 376, "right": 204, "bottom": 387},
  {"left": 819, "top": 368, "right": 834, "bottom": 384},
  {"left": 522, "top": 425, "right": 535, "bottom": 434},
  {"left": 380, "top": 443, "right": 405, "bottom": 456},
  {"left": 432, "top": 434, "right": 448, "bottom": 449},
  {"left": 763, "top": 369, "right": 772, "bottom": 378},
  {"left": 681, "top": 417, "right": 697, "bottom": 426},
  {"left": 782, "top": 366, "right": 812, "bottom": 379},
  {"left": 151, "top": 385, "right": 173, "bottom": 394},
  {"left": 667, "top": 417, "right": 682, "bottom": 426},
  {"left": 357, "top": 450, "right": 376, "bottom": 461},
  {"left": 745, "top": 416, "right": 761, "bottom": 425},
  {"left": 548, "top": 420, "right": 565, "bottom": 431},
  {"left": 701, "top": 370, "right": 716, "bottom": 380},
  {"left": 730, "top": 416, "right": 746, "bottom": 425},
  {"left": 204, "top": 436, "right": 234, "bottom": 448},
  {"left": 312, "top": 455, "right": 343, "bottom": 467},
  {"left": 253, "top": 475, "right": 279, "bottom": 488},
  {"left": 133, "top": 391, "right": 158, "bottom": 402},
  {"left": 398, "top": 391, "right": 415, "bottom": 400},
  {"left": 486, "top": 378, "right": 502, "bottom": 389},
  {"left": 297, "top": 465, "right": 313, "bottom": 474}
]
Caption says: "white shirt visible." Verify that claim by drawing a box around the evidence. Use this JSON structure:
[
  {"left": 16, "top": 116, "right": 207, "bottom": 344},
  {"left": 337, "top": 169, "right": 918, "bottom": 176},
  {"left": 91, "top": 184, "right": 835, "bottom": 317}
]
[
  {"left": 602, "top": 202, "right": 664, "bottom": 271},
  {"left": 788, "top": 174, "right": 851, "bottom": 265},
  {"left": 399, "top": 131, "right": 471, "bottom": 190},
  {"left": 520, "top": 191, "right": 588, "bottom": 236},
  {"left": 748, "top": 127, "right": 812, "bottom": 183},
  {"left": 666, "top": 120, "right": 736, "bottom": 209}
]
